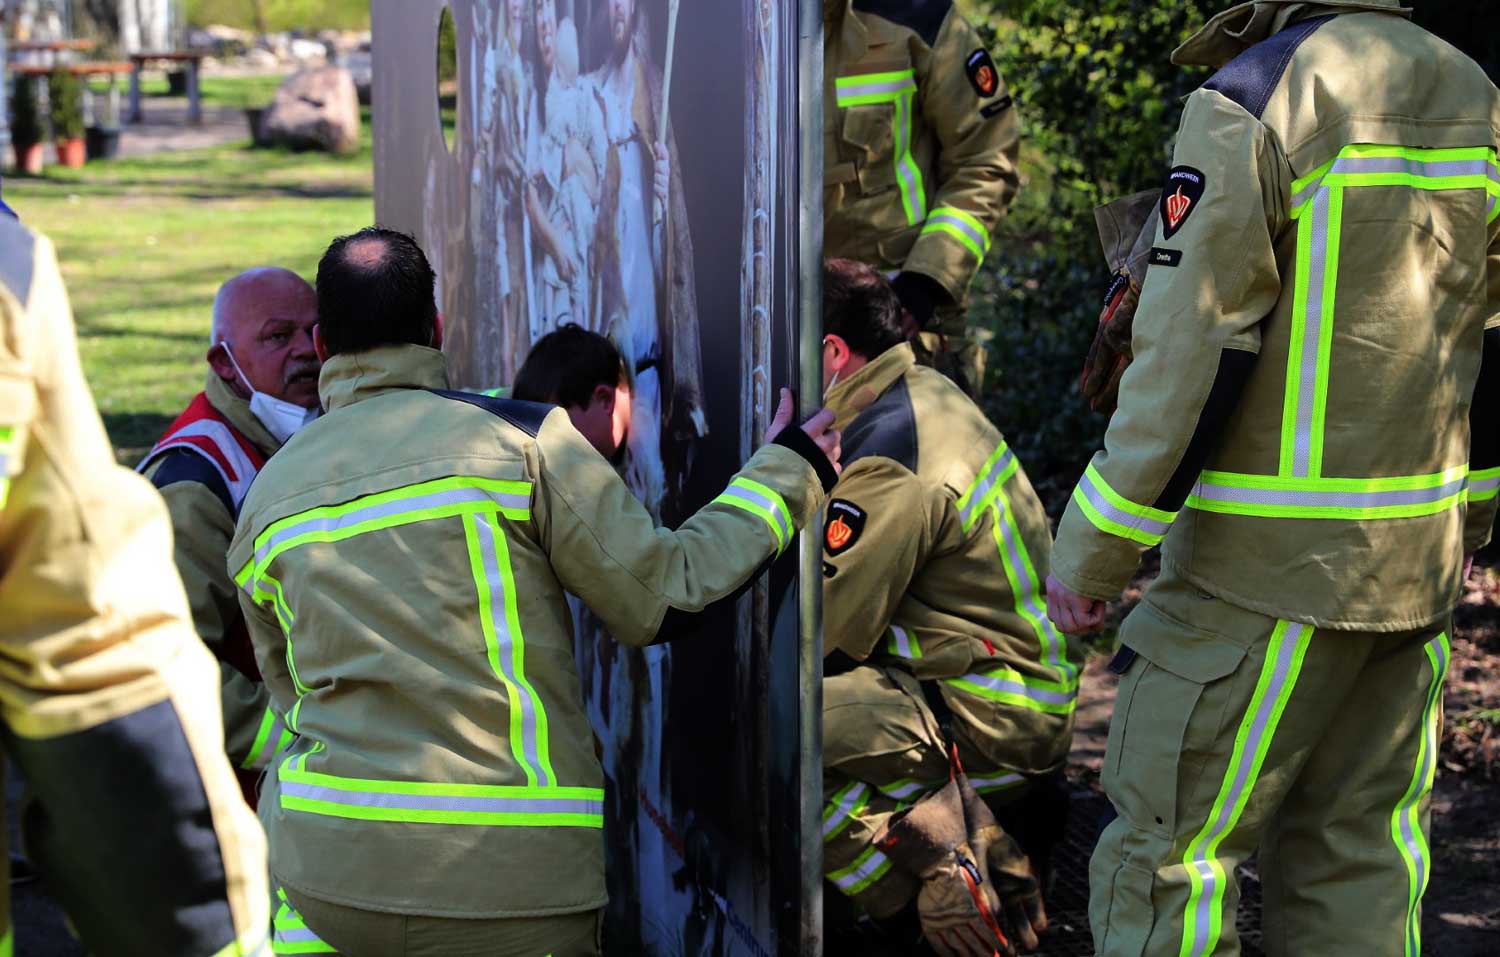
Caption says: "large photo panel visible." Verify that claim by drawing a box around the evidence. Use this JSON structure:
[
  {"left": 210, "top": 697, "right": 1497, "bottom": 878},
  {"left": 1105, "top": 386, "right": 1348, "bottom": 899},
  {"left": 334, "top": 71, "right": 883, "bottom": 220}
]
[{"left": 372, "top": 1, "right": 814, "bottom": 952}]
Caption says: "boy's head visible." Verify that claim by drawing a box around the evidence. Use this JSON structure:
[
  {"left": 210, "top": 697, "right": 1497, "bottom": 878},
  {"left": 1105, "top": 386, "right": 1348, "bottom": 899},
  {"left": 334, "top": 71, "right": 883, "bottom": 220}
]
[
  {"left": 821, "top": 258, "right": 908, "bottom": 393},
  {"left": 514, "top": 324, "right": 632, "bottom": 460}
]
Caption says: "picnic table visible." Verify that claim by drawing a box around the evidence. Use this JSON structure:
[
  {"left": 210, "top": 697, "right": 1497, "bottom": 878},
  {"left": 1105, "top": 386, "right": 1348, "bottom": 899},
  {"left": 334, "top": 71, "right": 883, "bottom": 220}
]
[
  {"left": 129, "top": 50, "right": 210, "bottom": 126},
  {"left": 9, "top": 61, "right": 134, "bottom": 129},
  {"left": 7, "top": 38, "right": 94, "bottom": 68}
]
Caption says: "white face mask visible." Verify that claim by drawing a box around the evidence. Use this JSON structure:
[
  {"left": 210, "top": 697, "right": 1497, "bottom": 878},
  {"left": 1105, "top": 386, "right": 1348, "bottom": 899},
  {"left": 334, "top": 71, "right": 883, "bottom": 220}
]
[{"left": 219, "top": 341, "right": 319, "bottom": 445}]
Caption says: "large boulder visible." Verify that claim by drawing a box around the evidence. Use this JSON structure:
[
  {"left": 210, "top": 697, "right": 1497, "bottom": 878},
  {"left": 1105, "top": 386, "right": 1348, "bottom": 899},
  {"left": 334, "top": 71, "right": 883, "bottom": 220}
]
[{"left": 263, "top": 66, "right": 360, "bottom": 154}]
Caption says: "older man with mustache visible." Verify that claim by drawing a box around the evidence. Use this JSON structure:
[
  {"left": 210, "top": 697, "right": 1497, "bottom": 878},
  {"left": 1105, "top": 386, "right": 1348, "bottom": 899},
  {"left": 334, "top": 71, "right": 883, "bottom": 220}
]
[{"left": 140, "top": 267, "right": 320, "bottom": 802}]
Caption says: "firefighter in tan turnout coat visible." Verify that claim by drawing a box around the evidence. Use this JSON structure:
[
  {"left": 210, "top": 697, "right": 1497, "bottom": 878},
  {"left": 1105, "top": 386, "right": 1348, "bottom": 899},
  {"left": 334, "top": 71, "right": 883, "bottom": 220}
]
[
  {"left": 0, "top": 207, "right": 270, "bottom": 956},
  {"left": 824, "top": 0, "right": 1021, "bottom": 397},
  {"left": 1045, "top": 3, "right": 1500, "bottom": 955},
  {"left": 230, "top": 229, "right": 840, "bottom": 956}
]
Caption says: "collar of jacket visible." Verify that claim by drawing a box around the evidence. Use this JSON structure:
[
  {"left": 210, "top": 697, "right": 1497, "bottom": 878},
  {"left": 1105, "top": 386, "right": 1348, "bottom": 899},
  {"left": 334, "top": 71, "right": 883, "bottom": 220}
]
[
  {"left": 204, "top": 368, "right": 282, "bottom": 457},
  {"left": 318, "top": 343, "right": 450, "bottom": 413},
  {"left": 824, "top": 341, "right": 916, "bottom": 430},
  {"left": 1172, "top": 0, "right": 1411, "bottom": 69},
  {"left": 827, "top": 0, "right": 870, "bottom": 64}
]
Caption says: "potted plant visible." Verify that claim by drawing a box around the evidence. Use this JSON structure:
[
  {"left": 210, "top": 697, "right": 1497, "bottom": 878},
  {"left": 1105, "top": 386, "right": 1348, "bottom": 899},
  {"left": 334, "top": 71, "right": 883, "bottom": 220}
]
[
  {"left": 9, "top": 74, "right": 46, "bottom": 175},
  {"left": 48, "top": 67, "right": 87, "bottom": 168}
]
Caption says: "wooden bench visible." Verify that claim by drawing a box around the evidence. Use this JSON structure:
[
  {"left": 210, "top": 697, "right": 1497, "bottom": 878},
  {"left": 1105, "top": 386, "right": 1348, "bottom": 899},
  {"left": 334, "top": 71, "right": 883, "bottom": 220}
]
[
  {"left": 129, "top": 50, "right": 210, "bottom": 126},
  {"left": 8, "top": 61, "right": 135, "bottom": 129}
]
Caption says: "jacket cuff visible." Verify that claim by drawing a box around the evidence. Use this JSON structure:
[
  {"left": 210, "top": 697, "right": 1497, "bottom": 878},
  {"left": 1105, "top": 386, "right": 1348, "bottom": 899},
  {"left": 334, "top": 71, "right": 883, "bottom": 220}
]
[
  {"left": 890, "top": 271, "right": 944, "bottom": 330},
  {"left": 773, "top": 425, "right": 838, "bottom": 494}
]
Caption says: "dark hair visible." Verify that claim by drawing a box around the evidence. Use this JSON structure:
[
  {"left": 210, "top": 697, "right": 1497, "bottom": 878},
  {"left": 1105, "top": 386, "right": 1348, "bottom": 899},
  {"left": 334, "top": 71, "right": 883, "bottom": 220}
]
[
  {"left": 315, "top": 227, "right": 438, "bottom": 356},
  {"left": 513, "top": 323, "right": 628, "bottom": 408},
  {"left": 823, "top": 258, "right": 907, "bottom": 359}
]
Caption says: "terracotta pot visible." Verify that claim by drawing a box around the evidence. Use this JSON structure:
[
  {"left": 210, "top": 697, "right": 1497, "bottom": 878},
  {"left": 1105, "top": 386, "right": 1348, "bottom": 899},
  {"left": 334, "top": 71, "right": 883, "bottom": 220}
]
[
  {"left": 56, "top": 138, "right": 86, "bottom": 169},
  {"left": 14, "top": 141, "right": 45, "bottom": 175}
]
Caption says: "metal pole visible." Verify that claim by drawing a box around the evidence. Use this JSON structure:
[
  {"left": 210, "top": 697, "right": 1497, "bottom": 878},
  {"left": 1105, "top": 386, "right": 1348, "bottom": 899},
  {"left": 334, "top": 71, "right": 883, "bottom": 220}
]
[{"left": 795, "top": 0, "right": 824, "bottom": 952}]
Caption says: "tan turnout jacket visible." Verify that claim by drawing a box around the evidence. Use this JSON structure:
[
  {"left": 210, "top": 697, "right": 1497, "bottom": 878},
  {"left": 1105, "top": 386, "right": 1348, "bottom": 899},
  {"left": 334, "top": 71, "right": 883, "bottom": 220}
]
[
  {"left": 823, "top": 344, "right": 1079, "bottom": 776},
  {"left": 823, "top": 0, "right": 1020, "bottom": 307},
  {"left": 0, "top": 217, "right": 269, "bottom": 955},
  {"left": 1052, "top": 0, "right": 1500, "bottom": 630},
  {"left": 228, "top": 344, "right": 830, "bottom": 918}
]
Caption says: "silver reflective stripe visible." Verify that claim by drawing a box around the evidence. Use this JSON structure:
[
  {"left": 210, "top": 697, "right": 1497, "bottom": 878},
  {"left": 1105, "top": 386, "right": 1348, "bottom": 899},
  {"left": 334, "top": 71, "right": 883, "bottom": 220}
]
[
  {"left": 832, "top": 847, "right": 891, "bottom": 891},
  {"left": 724, "top": 483, "right": 791, "bottom": 546},
  {"left": 1333, "top": 156, "right": 1497, "bottom": 180},
  {"left": 959, "top": 671, "right": 1075, "bottom": 707},
  {"left": 993, "top": 489, "right": 1074, "bottom": 686},
  {"left": 1194, "top": 476, "right": 1466, "bottom": 510},
  {"left": 1077, "top": 469, "right": 1173, "bottom": 539},
  {"left": 926, "top": 210, "right": 987, "bottom": 251},
  {"left": 1185, "top": 622, "right": 1307, "bottom": 955},
  {"left": 959, "top": 447, "right": 1015, "bottom": 529},
  {"left": 255, "top": 485, "right": 529, "bottom": 567},
  {"left": 280, "top": 781, "right": 603, "bottom": 817},
  {"left": 971, "top": 772, "right": 1026, "bottom": 791},
  {"left": 252, "top": 713, "right": 289, "bottom": 768},
  {"left": 1471, "top": 472, "right": 1500, "bottom": 497},
  {"left": 1396, "top": 636, "right": 1449, "bottom": 956},
  {"left": 472, "top": 514, "right": 549, "bottom": 786},
  {"left": 822, "top": 782, "right": 868, "bottom": 838},
  {"left": 879, "top": 779, "right": 933, "bottom": 801},
  {"left": 1293, "top": 188, "right": 1332, "bottom": 477},
  {"left": 272, "top": 928, "right": 323, "bottom": 945},
  {"left": 890, "top": 625, "right": 915, "bottom": 659},
  {"left": 837, "top": 76, "right": 915, "bottom": 100}
]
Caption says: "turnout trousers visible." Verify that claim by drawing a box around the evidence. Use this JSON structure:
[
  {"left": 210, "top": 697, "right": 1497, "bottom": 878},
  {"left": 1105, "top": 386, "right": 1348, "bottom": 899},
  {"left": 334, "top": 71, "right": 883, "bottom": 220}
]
[
  {"left": 1091, "top": 566, "right": 1450, "bottom": 957},
  {"left": 821, "top": 664, "right": 1034, "bottom": 917}
]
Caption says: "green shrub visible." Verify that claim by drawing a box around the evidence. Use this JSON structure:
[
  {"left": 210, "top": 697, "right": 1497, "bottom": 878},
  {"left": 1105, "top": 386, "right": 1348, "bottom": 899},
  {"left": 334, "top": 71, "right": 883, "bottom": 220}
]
[
  {"left": 48, "top": 67, "right": 86, "bottom": 141},
  {"left": 10, "top": 74, "right": 45, "bottom": 146}
]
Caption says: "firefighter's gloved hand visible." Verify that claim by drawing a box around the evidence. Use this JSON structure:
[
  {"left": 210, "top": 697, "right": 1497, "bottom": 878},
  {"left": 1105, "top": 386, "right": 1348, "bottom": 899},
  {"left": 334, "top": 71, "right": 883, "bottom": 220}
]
[
  {"left": 1080, "top": 271, "right": 1138, "bottom": 415},
  {"left": 1082, "top": 190, "right": 1160, "bottom": 416},
  {"left": 876, "top": 778, "right": 1012, "bottom": 957},
  {"left": 958, "top": 773, "right": 1047, "bottom": 954},
  {"left": 891, "top": 271, "right": 944, "bottom": 338}
]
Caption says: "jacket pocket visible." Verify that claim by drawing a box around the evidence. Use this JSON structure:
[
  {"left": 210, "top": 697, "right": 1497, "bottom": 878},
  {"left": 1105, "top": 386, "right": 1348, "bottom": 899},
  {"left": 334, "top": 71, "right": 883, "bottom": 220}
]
[
  {"left": 841, "top": 104, "right": 897, "bottom": 196},
  {"left": 1102, "top": 602, "right": 1249, "bottom": 840}
]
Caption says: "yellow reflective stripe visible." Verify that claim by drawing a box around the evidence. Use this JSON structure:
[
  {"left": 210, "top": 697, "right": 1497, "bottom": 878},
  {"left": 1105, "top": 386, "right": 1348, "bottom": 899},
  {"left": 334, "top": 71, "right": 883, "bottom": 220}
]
[
  {"left": 922, "top": 206, "right": 991, "bottom": 261},
  {"left": 834, "top": 69, "right": 916, "bottom": 106},
  {"left": 713, "top": 477, "right": 792, "bottom": 554},
  {"left": 957, "top": 441, "right": 1018, "bottom": 532},
  {"left": 1072, "top": 462, "right": 1176, "bottom": 547},
  {"left": 1467, "top": 465, "right": 1500, "bottom": 503},
  {"left": 1188, "top": 466, "right": 1468, "bottom": 520},
  {"left": 828, "top": 843, "right": 894, "bottom": 896},
  {"left": 891, "top": 92, "right": 927, "bottom": 225},
  {"left": 464, "top": 510, "right": 555, "bottom": 787},
  {"left": 213, "top": 931, "right": 273, "bottom": 957},
  {"left": 945, "top": 663, "right": 1077, "bottom": 715},
  {"left": 991, "top": 488, "right": 1079, "bottom": 690},
  {"left": 279, "top": 765, "right": 604, "bottom": 827},
  {"left": 822, "top": 780, "right": 869, "bottom": 843},
  {"left": 1291, "top": 146, "right": 1500, "bottom": 218},
  {"left": 271, "top": 887, "right": 334, "bottom": 954},
  {"left": 1179, "top": 620, "right": 1311, "bottom": 957},
  {"left": 885, "top": 624, "right": 921, "bottom": 660},
  {"left": 0, "top": 928, "right": 12, "bottom": 957},
  {"left": 1391, "top": 633, "right": 1450, "bottom": 957},
  {"left": 242, "top": 707, "right": 286, "bottom": 770},
  {"left": 0, "top": 423, "right": 19, "bottom": 511}
]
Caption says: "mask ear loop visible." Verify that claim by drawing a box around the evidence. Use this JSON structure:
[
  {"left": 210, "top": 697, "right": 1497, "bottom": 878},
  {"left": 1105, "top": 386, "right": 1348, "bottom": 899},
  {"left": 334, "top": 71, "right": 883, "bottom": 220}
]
[
  {"left": 218, "top": 341, "right": 256, "bottom": 395},
  {"left": 823, "top": 337, "right": 841, "bottom": 396}
]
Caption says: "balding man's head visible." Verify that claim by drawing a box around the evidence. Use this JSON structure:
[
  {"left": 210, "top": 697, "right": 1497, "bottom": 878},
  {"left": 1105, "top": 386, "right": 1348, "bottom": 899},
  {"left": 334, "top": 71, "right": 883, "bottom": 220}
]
[
  {"left": 314, "top": 227, "right": 439, "bottom": 358},
  {"left": 206, "top": 267, "right": 321, "bottom": 410}
]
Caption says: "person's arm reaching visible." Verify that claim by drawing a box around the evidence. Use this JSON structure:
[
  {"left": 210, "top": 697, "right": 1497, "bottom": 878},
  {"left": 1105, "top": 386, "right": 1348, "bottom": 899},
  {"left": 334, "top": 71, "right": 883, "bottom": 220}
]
[
  {"left": 542, "top": 389, "right": 839, "bottom": 646},
  {"left": 1463, "top": 216, "right": 1500, "bottom": 560},
  {"left": 1048, "top": 89, "right": 1285, "bottom": 631}
]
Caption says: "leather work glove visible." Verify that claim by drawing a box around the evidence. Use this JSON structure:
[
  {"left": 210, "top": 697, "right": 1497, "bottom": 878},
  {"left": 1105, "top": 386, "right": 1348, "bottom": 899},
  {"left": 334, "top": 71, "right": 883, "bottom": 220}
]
[
  {"left": 958, "top": 773, "right": 1047, "bottom": 954},
  {"left": 1081, "top": 190, "right": 1159, "bottom": 416},
  {"left": 875, "top": 777, "right": 1012, "bottom": 957}
]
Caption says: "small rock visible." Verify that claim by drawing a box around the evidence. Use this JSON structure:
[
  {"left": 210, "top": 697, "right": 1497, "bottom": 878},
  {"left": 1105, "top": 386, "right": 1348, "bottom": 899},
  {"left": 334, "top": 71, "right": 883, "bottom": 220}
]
[{"left": 262, "top": 66, "right": 361, "bottom": 154}]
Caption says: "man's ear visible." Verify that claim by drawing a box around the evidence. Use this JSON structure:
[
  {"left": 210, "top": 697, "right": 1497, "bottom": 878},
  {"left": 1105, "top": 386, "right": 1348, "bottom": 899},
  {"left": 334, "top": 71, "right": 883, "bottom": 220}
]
[
  {"left": 826, "top": 333, "right": 852, "bottom": 369},
  {"left": 207, "top": 342, "right": 237, "bottom": 383},
  {"left": 593, "top": 383, "right": 616, "bottom": 412},
  {"left": 313, "top": 325, "right": 330, "bottom": 363},
  {"left": 432, "top": 312, "right": 445, "bottom": 350}
]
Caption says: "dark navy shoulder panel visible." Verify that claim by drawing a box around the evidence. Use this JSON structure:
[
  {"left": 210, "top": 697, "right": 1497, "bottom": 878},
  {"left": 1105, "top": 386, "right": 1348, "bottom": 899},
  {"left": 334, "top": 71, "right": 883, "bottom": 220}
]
[
  {"left": 148, "top": 448, "right": 235, "bottom": 517},
  {"left": 1203, "top": 15, "right": 1335, "bottom": 120},
  {"left": 853, "top": 0, "right": 951, "bottom": 47},
  {"left": 428, "top": 389, "right": 554, "bottom": 438},
  {"left": 843, "top": 374, "right": 918, "bottom": 472}
]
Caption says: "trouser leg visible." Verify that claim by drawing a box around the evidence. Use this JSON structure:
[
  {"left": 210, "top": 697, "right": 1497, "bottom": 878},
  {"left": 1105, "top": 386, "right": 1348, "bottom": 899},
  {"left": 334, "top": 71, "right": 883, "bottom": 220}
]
[
  {"left": 1088, "top": 570, "right": 1359, "bottom": 957},
  {"left": 822, "top": 666, "right": 949, "bottom": 916},
  {"left": 1260, "top": 626, "right": 1451, "bottom": 957}
]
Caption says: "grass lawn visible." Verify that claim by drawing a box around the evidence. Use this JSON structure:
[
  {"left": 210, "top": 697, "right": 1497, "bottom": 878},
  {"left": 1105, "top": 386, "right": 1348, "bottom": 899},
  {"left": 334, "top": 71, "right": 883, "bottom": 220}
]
[{"left": 5, "top": 90, "right": 373, "bottom": 460}]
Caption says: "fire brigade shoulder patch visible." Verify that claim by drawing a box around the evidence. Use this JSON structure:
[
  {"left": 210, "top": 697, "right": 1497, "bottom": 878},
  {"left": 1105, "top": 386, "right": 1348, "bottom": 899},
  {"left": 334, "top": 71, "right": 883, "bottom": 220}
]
[
  {"left": 965, "top": 49, "right": 999, "bottom": 99},
  {"left": 824, "top": 499, "right": 868, "bottom": 556},
  {"left": 1160, "top": 166, "right": 1206, "bottom": 240}
]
